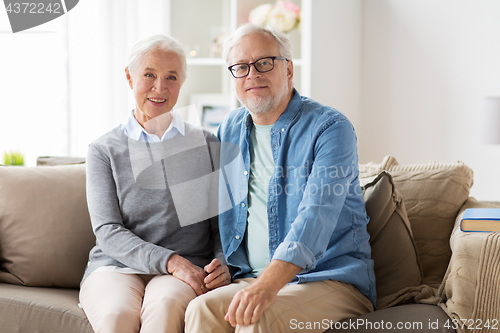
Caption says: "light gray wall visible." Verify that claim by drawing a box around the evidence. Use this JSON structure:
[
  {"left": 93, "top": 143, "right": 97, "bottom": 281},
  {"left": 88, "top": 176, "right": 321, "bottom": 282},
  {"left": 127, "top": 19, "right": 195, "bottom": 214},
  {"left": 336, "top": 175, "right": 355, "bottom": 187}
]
[
  {"left": 359, "top": 0, "right": 500, "bottom": 200},
  {"left": 309, "top": 0, "right": 363, "bottom": 132},
  {"left": 309, "top": 0, "right": 500, "bottom": 200}
]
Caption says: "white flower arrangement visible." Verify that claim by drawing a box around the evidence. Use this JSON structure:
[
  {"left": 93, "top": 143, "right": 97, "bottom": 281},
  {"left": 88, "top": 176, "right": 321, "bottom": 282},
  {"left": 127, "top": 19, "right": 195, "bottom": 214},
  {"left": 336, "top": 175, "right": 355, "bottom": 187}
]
[{"left": 248, "top": 1, "right": 301, "bottom": 33}]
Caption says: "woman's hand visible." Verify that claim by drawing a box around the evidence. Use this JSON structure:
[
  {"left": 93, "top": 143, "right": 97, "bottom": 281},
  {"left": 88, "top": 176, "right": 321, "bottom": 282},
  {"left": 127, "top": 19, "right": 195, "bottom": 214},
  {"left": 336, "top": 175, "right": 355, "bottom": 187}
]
[
  {"left": 166, "top": 254, "right": 208, "bottom": 295},
  {"left": 203, "top": 258, "right": 231, "bottom": 290}
]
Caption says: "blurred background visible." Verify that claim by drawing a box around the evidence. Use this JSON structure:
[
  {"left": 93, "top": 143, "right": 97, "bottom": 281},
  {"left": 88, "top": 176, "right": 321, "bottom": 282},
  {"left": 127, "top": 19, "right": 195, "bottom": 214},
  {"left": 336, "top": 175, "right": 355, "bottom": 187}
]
[{"left": 1, "top": 0, "right": 499, "bottom": 200}]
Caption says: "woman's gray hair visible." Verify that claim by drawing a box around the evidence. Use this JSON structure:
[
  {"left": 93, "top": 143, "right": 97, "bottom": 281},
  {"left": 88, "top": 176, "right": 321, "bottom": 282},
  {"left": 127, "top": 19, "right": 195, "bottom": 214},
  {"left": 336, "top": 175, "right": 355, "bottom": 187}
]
[
  {"left": 126, "top": 34, "right": 187, "bottom": 82},
  {"left": 223, "top": 23, "right": 292, "bottom": 66}
]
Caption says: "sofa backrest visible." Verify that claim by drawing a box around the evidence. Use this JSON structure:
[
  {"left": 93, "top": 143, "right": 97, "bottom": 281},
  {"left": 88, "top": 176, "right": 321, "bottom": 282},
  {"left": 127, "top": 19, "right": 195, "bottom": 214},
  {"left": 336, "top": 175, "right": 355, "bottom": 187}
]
[
  {"left": 0, "top": 155, "right": 474, "bottom": 299},
  {"left": 359, "top": 155, "right": 474, "bottom": 288},
  {"left": 0, "top": 164, "right": 95, "bottom": 288}
]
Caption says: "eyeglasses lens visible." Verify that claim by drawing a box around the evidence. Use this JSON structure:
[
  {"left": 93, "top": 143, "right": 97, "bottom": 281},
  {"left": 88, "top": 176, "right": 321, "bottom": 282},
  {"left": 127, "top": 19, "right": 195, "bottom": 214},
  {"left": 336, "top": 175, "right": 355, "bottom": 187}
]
[
  {"left": 231, "top": 58, "right": 275, "bottom": 78},
  {"left": 255, "top": 58, "right": 274, "bottom": 72},
  {"left": 232, "top": 65, "right": 249, "bottom": 77}
]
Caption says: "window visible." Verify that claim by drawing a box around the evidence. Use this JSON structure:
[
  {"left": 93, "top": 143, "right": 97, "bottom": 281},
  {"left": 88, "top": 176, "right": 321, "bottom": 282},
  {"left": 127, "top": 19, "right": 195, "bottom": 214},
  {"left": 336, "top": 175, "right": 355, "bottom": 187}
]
[{"left": 0, "top": 11, "right": 68, "bottom": 165}]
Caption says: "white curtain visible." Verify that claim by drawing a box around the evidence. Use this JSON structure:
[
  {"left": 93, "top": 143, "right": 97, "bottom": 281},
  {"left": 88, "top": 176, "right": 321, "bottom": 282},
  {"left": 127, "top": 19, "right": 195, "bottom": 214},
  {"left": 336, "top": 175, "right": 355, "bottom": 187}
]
[{"left": 66, "top": 0, "right": 172, "bottom": 157}]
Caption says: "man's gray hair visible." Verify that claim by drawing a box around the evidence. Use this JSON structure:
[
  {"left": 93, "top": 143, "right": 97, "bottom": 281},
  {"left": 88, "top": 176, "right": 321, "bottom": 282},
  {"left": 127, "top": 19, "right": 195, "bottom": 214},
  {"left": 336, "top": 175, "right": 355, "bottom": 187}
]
[
  {"left": 223, "top": 23, "right": 292, "bottom": 66},
  {"left": 126, "top": 34, "right": 187, "bottom": 82}
]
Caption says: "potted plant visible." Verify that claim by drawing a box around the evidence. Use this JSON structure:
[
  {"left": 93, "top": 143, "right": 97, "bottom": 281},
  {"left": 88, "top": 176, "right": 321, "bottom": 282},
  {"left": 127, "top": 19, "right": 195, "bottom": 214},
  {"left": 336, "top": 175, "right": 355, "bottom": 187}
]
[{"left": 3, "top": 151, "right": 24, "bottom": 166}]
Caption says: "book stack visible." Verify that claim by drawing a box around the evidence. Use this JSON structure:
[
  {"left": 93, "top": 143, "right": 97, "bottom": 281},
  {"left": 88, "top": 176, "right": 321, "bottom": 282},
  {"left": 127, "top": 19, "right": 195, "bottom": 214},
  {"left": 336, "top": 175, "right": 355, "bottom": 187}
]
[{"left": 460, "top": 208, "right": 500, "bottom": 232}]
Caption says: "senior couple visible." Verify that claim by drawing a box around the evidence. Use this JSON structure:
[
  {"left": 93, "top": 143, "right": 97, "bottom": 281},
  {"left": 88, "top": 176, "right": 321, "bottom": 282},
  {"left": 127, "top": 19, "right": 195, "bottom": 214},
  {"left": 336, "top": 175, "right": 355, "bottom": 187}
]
[{"left": 80, "top": 24, "right": 376, "bottom": 333}]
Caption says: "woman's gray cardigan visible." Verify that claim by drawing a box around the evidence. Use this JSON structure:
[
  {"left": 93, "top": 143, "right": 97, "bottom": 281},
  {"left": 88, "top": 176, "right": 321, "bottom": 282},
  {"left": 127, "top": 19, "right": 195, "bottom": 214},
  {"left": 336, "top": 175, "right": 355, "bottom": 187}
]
[{"left": 82, "top": 123, "right": 225, "bottom": 282}]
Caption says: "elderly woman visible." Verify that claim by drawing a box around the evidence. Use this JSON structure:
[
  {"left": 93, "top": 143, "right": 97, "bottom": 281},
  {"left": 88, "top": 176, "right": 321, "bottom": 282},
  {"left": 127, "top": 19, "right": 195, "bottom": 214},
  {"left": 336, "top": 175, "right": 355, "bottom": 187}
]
[{"left": 79, "top": 34, "right": 231, "bottom": 333}]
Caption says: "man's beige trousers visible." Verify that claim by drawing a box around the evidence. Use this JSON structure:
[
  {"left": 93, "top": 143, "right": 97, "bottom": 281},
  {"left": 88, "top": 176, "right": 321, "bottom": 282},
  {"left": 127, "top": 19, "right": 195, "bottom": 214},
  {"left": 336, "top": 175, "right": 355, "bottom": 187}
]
[{"left": 185, "top": 278, "right": 373, "bottom": 333}]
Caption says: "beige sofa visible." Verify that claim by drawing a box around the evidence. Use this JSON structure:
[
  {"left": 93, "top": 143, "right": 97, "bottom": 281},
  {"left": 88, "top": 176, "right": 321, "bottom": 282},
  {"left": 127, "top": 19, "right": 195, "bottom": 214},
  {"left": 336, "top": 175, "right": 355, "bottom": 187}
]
[{"left": 0, "top": 156, "right": 498, "bottom": 333}]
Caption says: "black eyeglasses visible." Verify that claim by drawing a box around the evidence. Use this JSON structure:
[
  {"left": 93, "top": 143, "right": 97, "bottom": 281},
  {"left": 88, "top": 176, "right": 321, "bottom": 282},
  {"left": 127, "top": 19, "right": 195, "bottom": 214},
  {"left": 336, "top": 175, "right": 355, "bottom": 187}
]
[{"left": 228, "top": 56, "right": 289, "bottom": 78}]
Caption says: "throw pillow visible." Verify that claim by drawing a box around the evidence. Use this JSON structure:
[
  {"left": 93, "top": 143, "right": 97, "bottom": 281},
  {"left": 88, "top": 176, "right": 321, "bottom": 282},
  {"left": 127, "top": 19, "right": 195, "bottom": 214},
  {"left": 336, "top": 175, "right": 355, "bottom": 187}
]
[
  {"left": 360, "top": 156, "right": 474, "bottom": 287},
  {"left": 0, "top": 164, "right": 95, "bottom": 288},
  {"left": 362, "top": 171, "right": 423, "bottom": 309}
]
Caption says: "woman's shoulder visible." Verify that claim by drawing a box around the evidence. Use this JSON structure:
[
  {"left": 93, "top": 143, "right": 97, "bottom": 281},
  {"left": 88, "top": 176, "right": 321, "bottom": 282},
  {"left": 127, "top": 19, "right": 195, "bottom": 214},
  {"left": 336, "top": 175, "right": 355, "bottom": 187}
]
[
  {"left": 87, "top": 126, "right": 128, "bottom": 158},
  {"left": 91, "top": 126, "right": 126, "bottom": 147}
]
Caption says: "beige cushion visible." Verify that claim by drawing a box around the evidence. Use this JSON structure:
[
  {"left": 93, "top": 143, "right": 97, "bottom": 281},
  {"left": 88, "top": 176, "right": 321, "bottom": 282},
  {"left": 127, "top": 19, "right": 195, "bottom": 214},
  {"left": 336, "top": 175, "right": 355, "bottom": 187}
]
[
  {"left": 362, "top": 171, "right": 422, "bottom": 309},
  {"left": 0, "top": 165, "right": 95, "bottom": 288},
  {"left": 0, "top": 283, "right": 92, "bottom": 333},
  {"left": 360, "top": 156, "right": 474, "bottom": 287}
]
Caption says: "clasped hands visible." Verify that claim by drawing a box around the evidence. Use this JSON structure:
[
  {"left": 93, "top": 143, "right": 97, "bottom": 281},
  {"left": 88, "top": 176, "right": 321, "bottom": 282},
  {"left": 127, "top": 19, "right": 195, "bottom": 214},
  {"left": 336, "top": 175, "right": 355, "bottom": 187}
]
[
  {"left": 168, "top": 256, "right": 300, "bottom": 327},
  {"left": 166, "top": 254, "right": 230, "bottom": 295}
]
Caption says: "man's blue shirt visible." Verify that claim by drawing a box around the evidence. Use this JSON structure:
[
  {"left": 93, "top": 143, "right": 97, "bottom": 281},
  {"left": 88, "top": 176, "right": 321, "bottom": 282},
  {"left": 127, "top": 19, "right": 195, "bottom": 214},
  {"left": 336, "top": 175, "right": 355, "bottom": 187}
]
[{"left": 217, "top": 90, "right": 376, "bottom": 306}]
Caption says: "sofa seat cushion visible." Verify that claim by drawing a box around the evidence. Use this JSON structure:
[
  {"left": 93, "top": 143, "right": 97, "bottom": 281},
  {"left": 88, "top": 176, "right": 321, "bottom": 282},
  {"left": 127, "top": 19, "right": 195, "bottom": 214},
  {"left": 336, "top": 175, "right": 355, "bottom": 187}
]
[
  {"left": 362, "top": 171, "right": 422, "bottom": 309},
  {"left": 326, "top": 304, "right": 455, "bottom": 332},
  {"left": 359, "top": 156, "right": 474, "bottom": 287},
  {"left": 0, "top": 283, "right": 92, "bottom": 333},
  {"left": 0, "top": 165, "right": 95, "bottom": 288}
]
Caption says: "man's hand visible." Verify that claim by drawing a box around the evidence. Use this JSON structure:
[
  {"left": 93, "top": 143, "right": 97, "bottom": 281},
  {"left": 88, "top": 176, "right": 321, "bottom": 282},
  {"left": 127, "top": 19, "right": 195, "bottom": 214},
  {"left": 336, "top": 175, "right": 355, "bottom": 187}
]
[
  {"left": 224, "top": 260, "right": 302, "bottom": 327},
  {"left": 224, "top": 279, "right": 277, "bottom": 326},
  {"left": 204, "top": 258, "right": 231, "bottom": 290},
  {"left": 167, "top": 253, "right": 208, "bottom": 295}
]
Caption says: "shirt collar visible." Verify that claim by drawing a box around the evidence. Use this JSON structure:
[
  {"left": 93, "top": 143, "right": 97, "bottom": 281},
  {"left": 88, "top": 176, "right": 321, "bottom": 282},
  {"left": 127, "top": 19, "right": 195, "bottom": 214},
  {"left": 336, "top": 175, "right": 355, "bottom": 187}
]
[
  {"left": 121, "top": 109, "right": 185, "bottom": 142},
  {"left": 169, "top": 109, "right": 185, "bottom": 136},
  {"left": 275, "top": 88, "right": 302, "bottom": 126}
]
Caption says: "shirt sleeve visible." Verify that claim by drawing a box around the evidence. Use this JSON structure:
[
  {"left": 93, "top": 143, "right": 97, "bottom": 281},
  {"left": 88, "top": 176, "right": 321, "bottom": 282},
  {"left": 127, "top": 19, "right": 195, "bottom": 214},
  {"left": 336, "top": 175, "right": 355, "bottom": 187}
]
[
  {"left": 86, "top": 143, "right": 174, "bottom": 274},
  {"left": 210, "top": 215, "right": 226, "bottom": 264},
  {"left": 271, "top": 118, "right": 359, "bottom": 273}
]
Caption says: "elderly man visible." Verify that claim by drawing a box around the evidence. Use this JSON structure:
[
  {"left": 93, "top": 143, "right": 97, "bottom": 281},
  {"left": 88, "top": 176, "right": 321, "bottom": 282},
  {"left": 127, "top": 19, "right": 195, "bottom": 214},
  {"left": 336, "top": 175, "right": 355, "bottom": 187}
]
[{"left": 185, "top": 24, "right": 376, "bottom": 333}]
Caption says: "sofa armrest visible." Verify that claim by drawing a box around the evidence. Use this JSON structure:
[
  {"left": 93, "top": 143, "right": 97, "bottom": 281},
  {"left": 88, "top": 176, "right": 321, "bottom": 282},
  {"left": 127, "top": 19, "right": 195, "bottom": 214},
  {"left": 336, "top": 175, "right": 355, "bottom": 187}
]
[
  {"left": 36, "top": 156, "right": 86, "bottom": 166},
  {"left": 439, "top": 198, "right": 500, "bottom": 333}
]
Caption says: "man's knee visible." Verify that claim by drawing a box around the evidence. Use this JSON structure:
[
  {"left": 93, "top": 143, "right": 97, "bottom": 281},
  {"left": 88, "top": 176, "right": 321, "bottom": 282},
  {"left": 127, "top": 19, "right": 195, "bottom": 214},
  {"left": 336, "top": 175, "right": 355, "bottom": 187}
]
[
  {"left": 185, "top": 293, "right": 236, "bottom": 333},
  {"left": 186, "top": 291, "right": 230, "bottom": 323}
]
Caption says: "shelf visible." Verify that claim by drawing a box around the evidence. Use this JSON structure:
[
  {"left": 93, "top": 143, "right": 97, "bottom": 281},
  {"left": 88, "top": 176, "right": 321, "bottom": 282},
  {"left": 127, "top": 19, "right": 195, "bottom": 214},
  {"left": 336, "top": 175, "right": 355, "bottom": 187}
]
[{"left": 171, "top": 0, "right": 310, "bottom": 109}]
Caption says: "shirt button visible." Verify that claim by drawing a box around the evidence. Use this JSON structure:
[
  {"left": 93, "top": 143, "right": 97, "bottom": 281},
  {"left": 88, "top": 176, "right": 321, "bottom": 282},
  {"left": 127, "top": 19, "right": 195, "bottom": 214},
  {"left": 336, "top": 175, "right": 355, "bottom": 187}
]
[
  {"left": 241, "top": 203, "right": 246, "bottom": 207},
  {"left": 281, "top": 128, "right": 285, "bottom": 132},
  {"left": 244, "top": 171, "right": 248, "bottom": 176},
  {"left": 235, "top": 235, "right": 241, "bottom": 240}
]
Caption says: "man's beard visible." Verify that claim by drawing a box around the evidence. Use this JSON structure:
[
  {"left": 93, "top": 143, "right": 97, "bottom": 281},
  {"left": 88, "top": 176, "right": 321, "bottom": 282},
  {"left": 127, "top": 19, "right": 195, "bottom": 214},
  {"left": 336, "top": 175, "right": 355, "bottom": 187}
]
[
  {"left": 241, "top": 95, "right": 274, "bottom": 115},
  {"left": 238, "top": 81, "right": 290, "bottom": 115}
]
